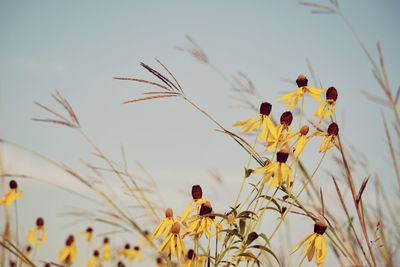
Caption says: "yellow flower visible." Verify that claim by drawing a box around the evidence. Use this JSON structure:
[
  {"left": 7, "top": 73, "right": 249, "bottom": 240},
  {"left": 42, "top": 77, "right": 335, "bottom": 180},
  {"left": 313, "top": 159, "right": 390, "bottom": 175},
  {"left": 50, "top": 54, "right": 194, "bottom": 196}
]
[
  {"left": 266, "top": 111, "right": 294, "bottom": 151},
  {"left": 152, "top": 208, "right": 177, "bottom": 238},
  {"left": 27, "top": 217, "right": 46, "bottom": 248},
  {"left": 85, "top": 227, "right": 93, "bottom": 244},
  {"left": 23, "top": 245, "right": 32, "bottom": 258},
  {"left": 178, "top": 249, "right": 206, "bottom": 267},
  {"left": 233, "top": 102, "right": 275, "bottom": 143},
  {"left": 186, "top": 201, "right": 222, "bottom": 239},
  {"left": 131, "top": 246, "right": 144, "bottom": 262},
  {"left": 181, "top": 185, "right": 208, "bottom": 224},
  {"left": 314, "top": 87, "right": 338, "bottom": 120},
  {"left": 156, "top": 257, "right": 167, "bottom": 267},
  {"left": 87, "top": 250, "right": 101, "bottom": 267},
  {"left": 290, "top": 125, "right": 311, "bottom": 157},
  {"left": 138, "top": 230, "right": 152, "bottom": 247},
  {"left": 100, "top": 237, "right": 112, "bottom": 261},
  {"left": 277, "top": 74, "right": 324, "bottom": 109},
  {"left": 0, "top": 180, "right": 23, "bottom": 207},
  {"left": 253, "top": 150, "right": 292, "bottom": 188},
  {"left": 292, "top": 220, "right": 328, "bottom": 267},
  {"left": 158, "top": 222, "right": 186, "bottom": 260},
  {"left": 314, "top": 122, "right": 339, "bottom": 152},
  {"left": 58, "top": 235, "right": 77, "bottom": 264}
]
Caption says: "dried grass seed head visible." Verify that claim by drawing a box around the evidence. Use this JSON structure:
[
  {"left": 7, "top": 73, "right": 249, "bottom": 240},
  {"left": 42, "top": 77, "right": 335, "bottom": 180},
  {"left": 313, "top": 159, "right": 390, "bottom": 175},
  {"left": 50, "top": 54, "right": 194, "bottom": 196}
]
[
  {"left": 259, "top": 102, "right": 272, "bottom": 116},
  {"left": 280, "top": 111, "right": 293, "bottom": 126},
  {"left": 328, "top": 122, "right": 339, "bottom": 136},
  {"left": 296, "top": 74, "right": 308, "bottom": 87},
  {"left": 191, "top": 185, "right": 203, "bottom": 200},
  {"left": 326, "top": 87, "right": 338, "bottom": 101}
]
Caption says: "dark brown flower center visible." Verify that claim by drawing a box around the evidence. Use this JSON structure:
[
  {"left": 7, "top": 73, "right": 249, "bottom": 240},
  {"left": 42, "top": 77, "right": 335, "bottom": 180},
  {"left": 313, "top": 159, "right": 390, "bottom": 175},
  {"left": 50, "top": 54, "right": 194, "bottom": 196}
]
[
  {"left": 327, "top": 122, "right": 339, "bottom": 136},
  {"left": 156, "top": 257, "right": 163, "bottom": 264},
  {"left": 117, "top": 261, "right": 126, "bottom": 267},
  {"left": 199, "top": 202, "right": 213, "bottom": 216},
  {"left": 280, "top": 111, "right": 293, "bottom": 126},
  {"left": 86, "top": 227, "right": 93, "bottom": 233},
  {"left": 94, "top": 250, "right": 99, "bottom": 257},
  {"left": 192, "top": 185, "right": 203, "bottom": 200},
  {"left": 314, "top": 221, "right": 328, "bottom": 235},
  {"left": 277, "top": 151, "right": 289, "bottom": 163},
  {"left": 65, "top": 235, "right": 74, "bottom": 246},
  {"left": 171, "top": 222, "right": 180, "bottom": 234},
  {"left": 103, "top": 237, "right": 109, "bottom": 244},
  {"left": 165, "top": 208, "right": 173, "bottom": 218},
  {"left": 9, "top": 180, "right": 17, "bottom": 189},
  {"left": 124, "top": 243, "right": 130, "bottom": 250},
  {"left": 326, "top": 87, "right": 338, "bottom": 101},
  {"left": 134, "top": 246, "right": 140, "bottom": 251},
  {"left": 296, "top": 74, "right": 308, "bottom": 87},
  {"left": 187, "top": 249, "right": 195, "bottom": 260},
  {"left": 300, "top": 125, "right": 309, "bottom": 136},
  {"left": 36, "top": 217, "right": 44, "bottom": 227},
  {"left": 259, "top": 102, "right": 272, "bottom": 116}
]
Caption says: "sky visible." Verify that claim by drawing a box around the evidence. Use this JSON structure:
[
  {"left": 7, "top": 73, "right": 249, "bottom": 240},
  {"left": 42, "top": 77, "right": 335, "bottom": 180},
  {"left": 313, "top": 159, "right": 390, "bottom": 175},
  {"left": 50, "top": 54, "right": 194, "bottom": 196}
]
[{"left": 0, "top": 1, "right": 399, "bottom": 266}]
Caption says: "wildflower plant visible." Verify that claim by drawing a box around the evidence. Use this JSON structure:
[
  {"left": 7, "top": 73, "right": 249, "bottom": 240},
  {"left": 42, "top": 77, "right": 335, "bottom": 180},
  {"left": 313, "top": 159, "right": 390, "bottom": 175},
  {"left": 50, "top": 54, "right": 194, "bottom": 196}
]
[{"left": 1, "top": 2, "right": 399, "bottom": 266}]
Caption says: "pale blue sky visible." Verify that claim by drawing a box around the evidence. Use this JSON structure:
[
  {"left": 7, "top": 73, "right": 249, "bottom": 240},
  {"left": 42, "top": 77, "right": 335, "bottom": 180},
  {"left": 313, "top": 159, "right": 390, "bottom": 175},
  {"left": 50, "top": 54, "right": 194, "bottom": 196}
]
[{"left": 1, "top": 1, "right": 399, "bottom": 266}]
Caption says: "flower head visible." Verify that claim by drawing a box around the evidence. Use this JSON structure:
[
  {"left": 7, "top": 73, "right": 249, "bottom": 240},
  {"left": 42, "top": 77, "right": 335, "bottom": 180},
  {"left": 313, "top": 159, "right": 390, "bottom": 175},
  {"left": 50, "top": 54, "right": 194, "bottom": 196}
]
[
  {"left": 87, "top": 250, "right": 101, "bottom": 267},
  {"left": 27, "top": 217, "right": 46, "bottom": 248},
  {"left": 233, "top": 102, "right": 275, "bottom": 143},
  {"left": 0, "top": 180, "right": 23, "bottom": 207},
  {"left": 292, "top": 220, "right": 328, "bottom": 267},
  {"left": 266, "top": 111, "right": 294, "bottom": 151},
  {"left": 181, "top": 185, "right": 208, "bottom": 223},
  {"left": 158, "top": 222, "right": 186, "bottom": 260},
  {"left": 315, "top": 122, "right": 339, "bottom": 152},
  {"left": 314, "top": 87, "right": 338, "bottom": 119},
  {"left": 277, "top": 75, "right": 324, "bottom": 109},
  {"left": 100, "top": 237, "right": 112, "bottom": 261},
  {"left": 58, "top": 235, "right": 77, "bottom": 264},
  {"left": 85, "top": 227, "right": 93, "bottom": 244},
  {"left": 253, "top": 150, "right": 293, "bottom": 188},
  {"left": 186, "top": 201, "right": 222, "bottom": 239},
  {"left": 152, "top": 208, "right": 178, "bottom": 238}
]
